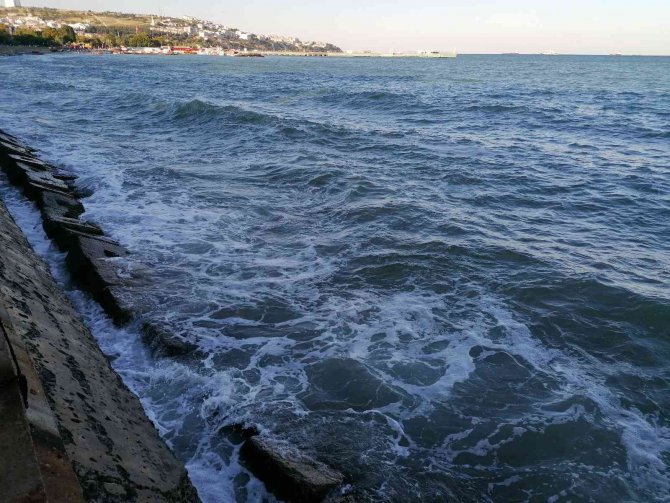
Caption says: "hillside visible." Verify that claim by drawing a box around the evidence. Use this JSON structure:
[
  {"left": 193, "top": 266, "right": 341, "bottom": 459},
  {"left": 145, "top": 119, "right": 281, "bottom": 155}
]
[{"left": 0, "top": 6, "right": 342, "bottom": 52}]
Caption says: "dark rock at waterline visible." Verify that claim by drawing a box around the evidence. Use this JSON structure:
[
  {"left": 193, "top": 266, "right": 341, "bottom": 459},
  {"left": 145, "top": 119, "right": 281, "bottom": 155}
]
[
  {"left": 43, "top": 215, "right": 104, "bottom": 246},
  {"left": 10, "top": 154, "right": 55, "bottom": 172},
  {"left": 66, "top": 234, "right": 129, "bottom": 282},
  {"left": 142, "top": 322, "right": 198, "bottom": 356},
  {"left": 240, "top": 435, "right": 344, "bottom": 503},
  {"left": 100, "top": 285, "right": 137, "bottom": 325},
  {"left": 219, "top": 423, "right": 259, "bottom": 444},
  {"left": 324, "top": 496, "right": 358, "bottom": 503},
  {"left": 38, "top": 190, "right": 85, "bottom": 219},
  {"left": 299, "top": 358, "right": 403, "bottom": 412},
  {"left": 22, "top": 165, "right": 71, "bottom": 191},
  {"left": 0, "top": 139, "right": 32, "bottom": 156},
  {"left": 0, "top": 131, "right": 146, "bottom": 328}
]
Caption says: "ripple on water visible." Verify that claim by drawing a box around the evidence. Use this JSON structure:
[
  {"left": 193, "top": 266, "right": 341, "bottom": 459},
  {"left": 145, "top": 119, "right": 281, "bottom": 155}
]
[{"left": 0, "top": 54, "right": 669, "bottom": 502}]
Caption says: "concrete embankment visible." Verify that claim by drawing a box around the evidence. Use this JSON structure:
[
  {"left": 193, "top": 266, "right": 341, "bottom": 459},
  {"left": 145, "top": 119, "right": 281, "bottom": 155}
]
[
  {"left": 0, "top": 128, "right": 349, "bottom": 502},
  {"left": 0, "top": 130, "right": 199, "bottom": 501}
]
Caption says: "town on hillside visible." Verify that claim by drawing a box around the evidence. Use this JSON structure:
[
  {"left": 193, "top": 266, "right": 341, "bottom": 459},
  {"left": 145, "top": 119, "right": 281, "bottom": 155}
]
[{"left": 0, "top": 6, "right": 342, "bottom": 55}]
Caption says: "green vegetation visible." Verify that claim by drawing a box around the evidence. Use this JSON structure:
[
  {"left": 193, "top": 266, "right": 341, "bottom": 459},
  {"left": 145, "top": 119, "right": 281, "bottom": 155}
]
[
  {"left": 1, "top": 7, "right": 153, "bottom": 27},
  {"left": 0, "top": 23, "right": 75, "bottom": 46},
  {"left": 1, "top": 6, "right": 341, "bottom": 52}
]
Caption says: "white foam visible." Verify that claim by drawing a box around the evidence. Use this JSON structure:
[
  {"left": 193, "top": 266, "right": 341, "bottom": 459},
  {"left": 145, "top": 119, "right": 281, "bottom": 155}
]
[{"left": 0, "top": 177, "right": 268, "bottom": 502}]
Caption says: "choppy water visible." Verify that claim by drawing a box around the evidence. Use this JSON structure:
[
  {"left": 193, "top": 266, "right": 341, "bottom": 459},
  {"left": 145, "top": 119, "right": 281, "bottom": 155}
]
[{"left": 1, "top": 54, "right": 669, "bottom": 502}]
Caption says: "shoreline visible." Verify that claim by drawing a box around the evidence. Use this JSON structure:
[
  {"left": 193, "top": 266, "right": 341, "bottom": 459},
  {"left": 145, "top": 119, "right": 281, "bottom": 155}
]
[
  {"left": 0, "top": 132, "right": 199, "bottom": 500},
  {"left": 0, "top": 128, "right": 348, "bottom": 502}
]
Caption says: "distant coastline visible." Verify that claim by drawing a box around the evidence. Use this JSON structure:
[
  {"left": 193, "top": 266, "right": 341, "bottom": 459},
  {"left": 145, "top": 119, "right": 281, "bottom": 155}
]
[{"left": 0, "top": 6, "right": 342, "bottom": 53}]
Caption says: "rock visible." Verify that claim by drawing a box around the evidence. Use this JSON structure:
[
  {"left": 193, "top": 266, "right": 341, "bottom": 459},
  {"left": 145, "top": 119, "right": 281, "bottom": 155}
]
[
  {"left": 37, "top": 191, "right": 85, "bottom": 219},
  {"left": 324, "top": 496, "right": 358, "bottom": 503},
  {"left": 8, "top": 153, "right": 54, "bottom": 171},
  {"left": 22, "top": 165, "right": 71, "bottom": 190},
  {"left": 42, "top": 214, "right": 104, "bottom": 251},
  {"left": 99, "top": 285, "right": 139, "bottom": 325},
  {"left": 142, "top": 322, "right": 198, "bottom": 356},
  {"left": 240, "top": 436, "right": 344, "bottom": 503},
  {"left": 0, "top": 130, "right": 22, "bottom": 144},
  {"left": 0, "top": 139, "right": 33, "bottom": 156},
  {"left": 65, "top": 235, "right": 130, "bottom": 303},
  {"left": 102, "top": 482, "right": 127, "bottom": 497},
  {"left": 219, "top": 423, "right": 259, "bottom": 444}
]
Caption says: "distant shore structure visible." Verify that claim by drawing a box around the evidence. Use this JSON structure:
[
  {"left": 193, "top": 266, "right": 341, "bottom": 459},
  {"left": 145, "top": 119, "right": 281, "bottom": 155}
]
[{"left": 4, "top": 0, "right": 21, "bottom": 7}]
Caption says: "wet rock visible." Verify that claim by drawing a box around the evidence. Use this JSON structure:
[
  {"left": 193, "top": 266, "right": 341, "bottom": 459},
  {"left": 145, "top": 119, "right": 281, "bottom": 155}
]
[
  {"left": 324, "top": 496, "right": 358, "bottom": 503},
  {"left": 22, "top": 165, "right": 71, "bottom": 190},
  {"left": 8, "top": 153, "right": 54, "bottom": 172},
  {"left": 219, "top": 423, "right": 259, "bottom": 444},
  {"left": 99, "top": 286, "right": 138, "bottom": 325},
  {"left": 73, "top": 184, "right": 95, "bottom": 199},
  {"left": 37, "top": 191, "right": 85, "bottom": 219},
  {"left": 240, "top": 435, "right": 344, "bottom": 503},
  {"left": 142, "top": 322, "right": 198, "bottom": 356},
  {"left": 0, "top": 139, "right": 33, "bottom": 156},
  {"left": 0, "top": 130, "right": 23, "bottom": 146},
  {"left": 52, "top": 172, "right": 77, "bottom": 182},
  {"left": 65, "top": 235, "right": 130, "bottom": 303},
  {"left": 299, "top": 358, "right": 403, "bottom": 412},
  {"left": 42, "top": 215, "right": 104, "bottom": 250}
]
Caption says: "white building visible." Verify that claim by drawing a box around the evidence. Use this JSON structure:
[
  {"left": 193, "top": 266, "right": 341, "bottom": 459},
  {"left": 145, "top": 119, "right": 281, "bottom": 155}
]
[
  {"left": 4, "top": 0, "right": 22, "bottom": 7},
  {"left": 68, "top": 22, "right": 89, "bottom": 33}
]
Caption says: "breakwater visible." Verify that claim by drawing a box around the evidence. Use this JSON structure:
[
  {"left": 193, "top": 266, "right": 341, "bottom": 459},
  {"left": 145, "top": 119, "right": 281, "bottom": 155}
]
[
  {"left": 0, "top": 129, "right": 198, "bottom": 501},
  {"left": 0, "top": 128, "right": 348, "bottom": 502}
]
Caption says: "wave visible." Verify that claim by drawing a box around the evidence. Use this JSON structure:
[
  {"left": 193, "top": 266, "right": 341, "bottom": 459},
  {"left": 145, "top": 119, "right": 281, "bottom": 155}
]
[
  {"left": 464, "top": 104, "right": 526, "bottom": 113},
  {"left": 318, "top": 89, "right": 441, "bottom": 115},
  {"left": 170, "top": 99, "right": 275, "bottom": 126}
]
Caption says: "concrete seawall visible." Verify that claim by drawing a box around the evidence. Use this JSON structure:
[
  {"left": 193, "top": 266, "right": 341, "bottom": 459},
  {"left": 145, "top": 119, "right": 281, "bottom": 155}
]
[{"left": 0, "top": 130, "right": 199, "bottom": 501}]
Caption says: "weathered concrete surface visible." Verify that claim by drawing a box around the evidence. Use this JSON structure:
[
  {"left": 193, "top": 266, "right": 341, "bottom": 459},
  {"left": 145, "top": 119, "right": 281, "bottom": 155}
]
[
  {"left": 241, "top": 435, "right": 344, "bottom": 502},
  {"left": 1, "top": 303, "right": 84, "bottom": 502},
  {"left": 1, "top": 317, "right": 48, "bottom": 502},
  {"left": 0, "top": 197, "right": 198, "bottom": 500}
]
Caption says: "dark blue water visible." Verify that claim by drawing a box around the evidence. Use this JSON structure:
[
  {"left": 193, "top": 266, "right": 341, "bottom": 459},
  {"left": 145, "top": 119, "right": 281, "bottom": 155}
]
[{"left": 1, "top": 54, "right": 669, "bottom": 502}]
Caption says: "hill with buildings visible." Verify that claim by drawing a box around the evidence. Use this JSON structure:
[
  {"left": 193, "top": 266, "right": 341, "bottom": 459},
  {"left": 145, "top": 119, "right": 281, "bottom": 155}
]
[{"left": 0, "top": 6, "right": 342, "bottom": 52}]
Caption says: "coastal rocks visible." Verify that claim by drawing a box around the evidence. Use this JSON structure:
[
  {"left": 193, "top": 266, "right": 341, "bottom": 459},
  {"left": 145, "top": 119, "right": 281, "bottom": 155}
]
[
  {"left": 142, "top": 322, "right": 199, "bottom": 357},
  {"left": 38, "top": 191, "right": 85, "bottom": 219},
  {"left": 0, "top": 201, "right": 199, "bottom": 501},
  {"left": 0, "top": 130, "right": 141, "bottom": 327},
  {"left": 240, "top": 435, "right": 345, "bottom": 502}
]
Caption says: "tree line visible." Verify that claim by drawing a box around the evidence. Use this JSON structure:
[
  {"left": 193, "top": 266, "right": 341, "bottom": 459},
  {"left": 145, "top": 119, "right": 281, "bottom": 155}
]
[{"left": 0, "top": 24, "right": 76, "bottom": 46}]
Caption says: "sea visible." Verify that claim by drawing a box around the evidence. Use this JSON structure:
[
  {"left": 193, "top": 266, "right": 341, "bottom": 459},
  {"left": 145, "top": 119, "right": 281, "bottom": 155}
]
[{"left": 0, "top": 53, "right": 669, "bottom": 502}]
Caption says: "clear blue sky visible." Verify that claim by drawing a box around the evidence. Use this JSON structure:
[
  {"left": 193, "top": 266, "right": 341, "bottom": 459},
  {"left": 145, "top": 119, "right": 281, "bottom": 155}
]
[{"left": 24, "top": 1, "right": 670, "bottom": 54}]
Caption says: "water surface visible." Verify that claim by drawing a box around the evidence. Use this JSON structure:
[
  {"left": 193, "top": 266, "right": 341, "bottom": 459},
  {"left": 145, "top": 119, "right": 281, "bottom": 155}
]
[{"left": 1, "top": 54, "right": 669, "bottom": 502}]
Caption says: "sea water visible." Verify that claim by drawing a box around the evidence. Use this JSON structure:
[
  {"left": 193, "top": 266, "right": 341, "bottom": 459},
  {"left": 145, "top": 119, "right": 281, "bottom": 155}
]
[{"left": 1, "top": 54, "right": 669, "bottom": 502}]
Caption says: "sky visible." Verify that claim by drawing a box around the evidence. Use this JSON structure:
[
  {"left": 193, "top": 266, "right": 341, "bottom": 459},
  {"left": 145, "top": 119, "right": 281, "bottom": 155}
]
[{"left": 21, "top": 1, "right": 670, "bottom": 54}]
